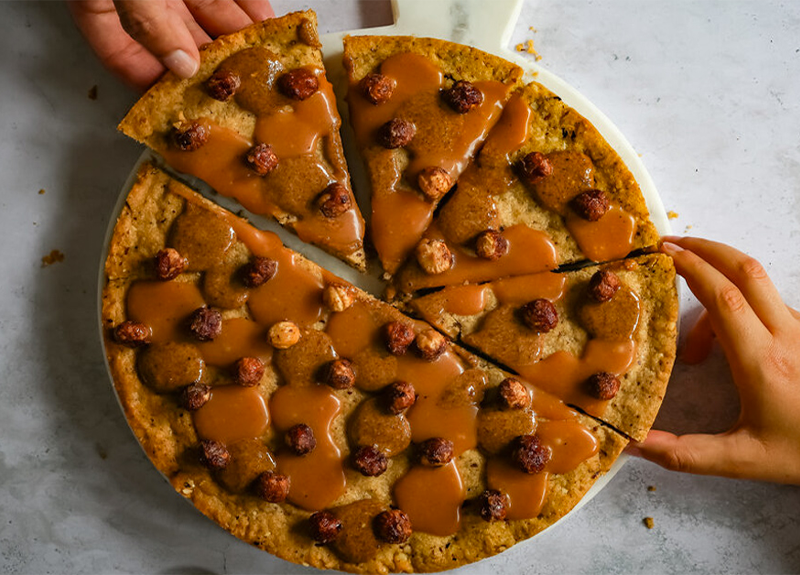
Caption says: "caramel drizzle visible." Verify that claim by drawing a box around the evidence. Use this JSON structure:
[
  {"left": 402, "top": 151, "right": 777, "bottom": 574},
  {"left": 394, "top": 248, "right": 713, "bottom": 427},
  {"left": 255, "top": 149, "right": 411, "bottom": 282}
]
[
  {"left": 126, "top": 281, "right": 205, "bottom": 344},
  {"left": 394, "top": 461, "right": 465, "bottom": 537},
  {"left": 196, "top": 317, "right": 273, "bottom": 367},
  {"left": 193, "top": 385, "right": 270, "bottom": 445}
]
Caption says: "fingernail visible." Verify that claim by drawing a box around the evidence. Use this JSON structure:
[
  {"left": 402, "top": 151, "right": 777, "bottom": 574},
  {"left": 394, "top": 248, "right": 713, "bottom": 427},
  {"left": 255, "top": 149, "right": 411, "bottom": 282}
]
[
  {"left": 163, "top": 49, "right": 199, "bottom": 79},
  {"left": 661, "top": 235, "right": 681, "bottom": 243},
  {"left": 660, "top": 241, "right": 683, "bottom": 255},
  {"left": 624, "top": 443, "right": 643, "bottom": 457}
]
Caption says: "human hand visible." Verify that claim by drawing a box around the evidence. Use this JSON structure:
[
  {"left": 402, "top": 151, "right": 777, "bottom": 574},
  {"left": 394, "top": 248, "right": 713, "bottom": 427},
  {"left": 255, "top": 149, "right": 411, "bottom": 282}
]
[
  {"left": 68, "top": 0, "right": 274, "bottom": 92},
  {"left": 626, "top": 236, "right": 800, "bottom": 485}
]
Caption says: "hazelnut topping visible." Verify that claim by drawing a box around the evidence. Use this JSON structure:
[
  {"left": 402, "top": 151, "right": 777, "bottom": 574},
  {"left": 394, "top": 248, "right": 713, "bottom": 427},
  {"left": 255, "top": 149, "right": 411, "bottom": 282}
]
[
  {"left": 384, "top": 380, "right": 416, "bottom": 414},
  {"left": 442, "top": 80, "right": 483, "bottom": 113},
  {"left": 417, "top": 166, "right": 452, "bottom": 201},
  {"left": 324, "top": 358, "right": 356, "bottom": 390},
  {"left": 415, "top": 328, "right": 448, "bottom": 361},
  {"left": 309, "top": 510, "right": 342, "bottom": 544},
  {"left": 418, "top": 437, "right": 455, "bottom": 467},
  {"left": 234, "top": 356, "right": 265, "bottom": 387},
  {"left": 323, "top": 283, "right": 357, "bottom": 312},
  {"left": 587, "top": 371, "right": 621, "bottom": 400},
  {"left": 241, "top": 256, "right": 277, "bottom": 288},
  {"left": 498, "top": 377, "right": 530, "bottom": 410},
  {"left": 188, "top": 306, "right": 222, "bottom": 341},
  {"left": 374, "top": 509, "right": 412, "bottom": 544},
  {"left": 475, "top": 230, "right": 509, "bottom": 261},
  {"left": 318, "top": 182, "right": 352, "bottom": 218},
  {"left": 155, "top": 248, "right": 187, "bottom": 280},
  {"left": 384, "top": 321, "right": 415, "bottom": 356},
  {"left": 517, "top": 151, "right": 553, "bottom": 185},
  {"left": 286, "top": 423, "right": 316, "bottom": 456},
  {"left": 278, "top": 68, "right": 319, "bottom": 100},
  {"left": 180, "top": 382, "right": 211, "bottom": 411},
  {"left": 571, "top": 189, "right": 610, "bottom": 221},
  {"left": 520, "top": 299, "right": 559, "bottom": 333},
  {"left": 205, "top": 69, "right": 241, "bottom": 101},
  {"left": 415, "top": 238, "right": 454, "bottom": 275},
  {"left": 588, "top": 270, "right": 621, "bottom": 302},
  {"left": 268, "top": 321, "right": 301, "bottom": 349},
  {"left": 245, "top": 143, "right": 279, "bottom": 176},
  {"left": 377, "top": 118, "right": 416, "bottom": 149},
  {"left": 254, "top": 471, "right": 290, "bottom": 503},
  {"left": 511, "top": 434, "right": 551, "bottom": 474},
  {"left": 359, "top": 73, "right": 395, "bottom": 105},
  {"left": 200, "top": 439, "right": 231, "bottom": 469},
  {"left": 352, "top": 445, "right": 388, "bottom": 477},
  {"left": 479, "top": 489, "right": 508, "bottom": 522},
  {"left": 112, "top": 320, "right": 151, "bottom": 347},
  {"left": 172, "top": 121, "right": 209, "bottom": 151}
]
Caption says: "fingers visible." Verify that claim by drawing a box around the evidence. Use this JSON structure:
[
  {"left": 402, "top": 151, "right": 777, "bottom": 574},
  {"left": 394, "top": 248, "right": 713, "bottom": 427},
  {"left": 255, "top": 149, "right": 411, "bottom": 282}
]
[
  {"left": 681, "top": 310, "right": 715, "bottom": 364},
  {"left": 236, "top": 0, "right": 275, "bottom": 20},
  {"left": 185, "top": 0, "right": 254, "bottom": 37}
]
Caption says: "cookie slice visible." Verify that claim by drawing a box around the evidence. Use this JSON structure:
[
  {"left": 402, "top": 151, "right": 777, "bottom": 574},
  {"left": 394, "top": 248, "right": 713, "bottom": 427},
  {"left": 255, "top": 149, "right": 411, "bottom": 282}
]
[
  {"left": 102, "top": 163, "right": 627, "bottom": 574},
  {"left": 118, "top": 11, "right": 366, "bottom": 270},
  {"left": 395, "top": 81, "right": 661, "bottom": 294},
  {"left": 343, "top": 35, "right": 523, "bottom": 276},
  {"left": 409, "top": 254, "right": 678, "bottom": 442}
]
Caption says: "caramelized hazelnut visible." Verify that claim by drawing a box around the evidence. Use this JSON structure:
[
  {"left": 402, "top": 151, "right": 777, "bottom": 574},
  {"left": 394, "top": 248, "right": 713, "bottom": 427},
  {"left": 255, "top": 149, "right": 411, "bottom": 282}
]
[
  {"left": 155, "top": 248, "right": 187, "bottom": 280},
  {"left": 318, "top": 182, "right": 352, "bottom": 218},
  {"left": 245, "top": 143, "right": 279, "bottom": 176},
  {"left": 519, "top": 299, "right": 558, "bottom": 333},
  {"left": 278, "top": 68, "right": 319, "bottom": 100},
  {"left": 587, "top": 371, "right": 621, "bottom": 400},
  {"left": 188, "top": 306, "right": 222, "bottom": 341},
  {"left": 415, "top": 328, "right": 448, "bottom": 361},
  {"left": 234, "top": 356, "right": 265, "bottom": 387},
  {"left": 517, "top": 151, "right": 553, "bottom": 185},
  {"left": 571, "top": 189, "right": 610, "bottom": 221},
  {"left": 417, "top": 166, "right": 452, "bottom": 201},
  {"left": 324, "top": 358, "right": 356, "bottom": 390},
  {"left": 377, "top": 118, "right": 416, "bottom": 149},
  {"left": 309, "top": 510, "right": 342, "bottom": 544},
  {"left": 268, "top": 321, "right": 301, "bottom": 349},
  {"left": 206, "top": 69, "right": 241, "bottom": 101},
  {"left": 241, "top": 256, "right": 277, "bottom": 288},
  {"left": 200, "top": 439, "right": 230, "bottom": 469},
  {"left": 511, "top": 434, "right": 551, "bottom": 474},
  {"left": 475, "top": 230, "right": 509, "bottom": 261},
  {"left": 498, "top": 377, "right": 530, "bottom": 410},
  {"left": 180, "top": 382, "right": 211, "bottom": 411},
  {"left": 384, "top": 380, "right": 416, "bottom": 414},
  {"left": 384, "top": 321, "right": 415, "bottom": 356},
  {"left": 374, "top": 509, "right": 412, "bottom": 544},
  {"left": 112, "top": 320, "right": 151, "bottom": 347},
  {"left": 323, "top": 283, "right": 357, "bottom": 312},
  {"left": 418, "top": 437, "right": 455, "bottom": 467},
  {"left": 415, "top": 238, "right": 454, "bottom": 275},
  {"left": 172, "top": 121, "right": 209, "bottom": 151},
  {"left": 588, "top": 270, "right": 621, "bottom": 302},
  {"left": 442, "top": 80, "right": 483, "bottom": 113},
  {"left": 254, "top": 471, "right": 290, "bottom": 503},
  {"left": 360, "top": 73, "right": 395, "bottom": 104},
  {"left": 352, "top": 445, "right": 388, "bottom": 477},
  {"left": 479, "top": 489, "right": 508, "bottom": 522},
  {"left": 286, "top": 423, "right": 316, "bottom": 455}
]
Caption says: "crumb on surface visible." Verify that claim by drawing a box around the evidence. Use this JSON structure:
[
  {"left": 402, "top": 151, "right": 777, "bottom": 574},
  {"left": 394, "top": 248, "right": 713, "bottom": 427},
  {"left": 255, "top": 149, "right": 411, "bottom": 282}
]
[
  {"left": 529, "top": 25, "right": 538, "bottom": 32},
  {"left": 667, "top": 210, "right": 679, "bottom": 220},
  {"left": 88, "top": 85, "right": 98, "bottom": 100},
  {"left": 643, "top": 516, "right": 654, "bottom": 529},
  {"left": 38, "top": 189, "right": 45, "bottom": 195},
  {"left": 647, "top": 485, "right": 657, "bottom": 492},
  {"left": 515, "top": 39, "right": 542, "bottom": 60},
  {"left": 41, "top": 250, "right": 65, "bottom": 267}
]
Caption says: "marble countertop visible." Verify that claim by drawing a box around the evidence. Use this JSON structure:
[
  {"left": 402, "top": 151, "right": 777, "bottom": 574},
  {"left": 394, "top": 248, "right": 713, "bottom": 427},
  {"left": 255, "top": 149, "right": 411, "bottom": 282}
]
[{"left": 1, "top": 1, "right": 799, "bottom": 573}]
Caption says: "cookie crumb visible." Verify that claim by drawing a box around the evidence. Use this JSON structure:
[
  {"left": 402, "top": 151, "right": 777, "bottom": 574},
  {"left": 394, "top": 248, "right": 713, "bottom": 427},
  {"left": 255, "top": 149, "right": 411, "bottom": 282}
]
[
  {"left": 41, "top": 250, "right": 65, "bottom": 267},
  {"left": 88, "top": 85, "right": 98, "bottom": 100},
  {"left": 647, "top": 485, "right": 657, "bottom": 492},
  {"left": 38, "top": 189, "right": 45, "bottom": 195},
  {"left": 529, "top": 26, "right": 538, "bottom": 32},
  {"left": 667, "top": 210, "right": 679, "bottom": 220},
  {"left": 643, "top": 516, "right": 654, "bottom": 529}
]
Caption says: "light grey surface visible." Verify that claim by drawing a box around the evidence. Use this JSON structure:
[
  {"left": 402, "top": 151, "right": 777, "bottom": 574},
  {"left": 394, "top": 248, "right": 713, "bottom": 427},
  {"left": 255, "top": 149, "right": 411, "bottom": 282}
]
[{"left": 0, "top": 1, "right": 798, "bottom": 574}]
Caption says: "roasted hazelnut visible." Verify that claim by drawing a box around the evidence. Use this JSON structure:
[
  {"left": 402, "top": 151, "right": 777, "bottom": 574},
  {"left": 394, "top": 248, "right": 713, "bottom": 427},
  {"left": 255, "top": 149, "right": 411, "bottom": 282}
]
[
  {"left": 278, "top": 68, "right": 319, "bottom": 100},
  {"left": 200, "top": 439, "right": 230, "bottom": 470},
  {"left": 172, "top": 121, "right": 209, "bottom": 151},
  {"left": 511, "top": 434, "right": 551, "bottom": 474},
  {"left": 417, "top": 166, "right": 452, "bottom": 201},
  {"left": 188, "top": 306, "right": 222, "bottom": 341},
  {"left": 234, "top": 357, "right": 265, "bottom": 387},
  {"left": 415, "top": 238, "right": 454, "bottom": 275},
  {"left": 498, "top": 377, "right": 530, "bottom": 410},
  {"left": 475, "top": 230, "right": 509, "bottom": 261},
  {"left": 418, "top": 437, "right": 455, "bottom": 467},
  {"left": 571, "top": 189, "right": 610, "bottom": 221},
  {"left": 517, "top": 151, "right": 553, "bottom": 185},
  {"left": 415, "top": 328, "right": 448, "bottom": 361},
  {"left": 384, "top": 380, "right": 416, "bottom": 414},
  {"left": 587, "top": 371, "right": 621, "bottom": 400},
  {"left": 519, "top": 299, "right": 559, "bottom": 333},
  {"left": 268, "top": 321, "right": 301, "bottom": 349},
  {"left": 360, "top": 73, "right": 395, "bottom": 104},
  {"left": 206, "top": 69, "right": 241, "bottom": 101},
  {"left": 245, "top": 143, "right": 279, "bottom": 176},
  {"left": 588, "top": 270, "right": 621, "bottom": 303},
  {"left": 478, "top": 489, "right": 508, "bottom": 522},
  {"left": 323, "top": 283, "right": 357, "bottom": 312},
  {"left": 318, "top": 182, "right": 352, "bottom": 218},
  {"left": 442, "top": 80, "right": 483, "bottom": 113},
  {"left": 241, "top": 256, "right": 277, "bottom": 288},
  {"left": 180, "top": 382, "right": 211, "bottom": 411},
  {"left": 384, "top": 321, "right": 415, "bottom": 356},
  {"left": 112, "top": 320, "right": 151, "bottom": 347},
  {"left": 254, "top": 471, "right": 290, "bottom": 503},
  {"left": 309, "top": 510, "right": 342, "bottom": 544},
  {"left": 324, "top": 358, "right": 356, "bottom": 390},
  {"left": 286, "top": 423, "right": 316, "bottom": 455},
  {"left": 155, "top": 248, "right": 187, "bottom": 280},
  {"left": 377, "top": 118, "right": 416, "bottom": 149},
  {"left": 352, "top": 445, "right": 388, "bottom": 477},
  {"left": 374, "top": 509, "right": 412, "bottom": 544}
]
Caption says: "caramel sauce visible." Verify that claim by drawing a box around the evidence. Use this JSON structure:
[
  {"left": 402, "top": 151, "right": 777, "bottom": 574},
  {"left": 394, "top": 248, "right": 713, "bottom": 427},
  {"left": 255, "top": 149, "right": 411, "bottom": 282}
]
[
  {"left": 193, "top": 385, "right": 269, "bottom": 445},
  {"left": 579, "top": 287, "right": 641, "bottom": 341},
  {"left": 219, "top": 47, "right": 285, "bottom": 116},
  {"left": 126, "top": 281, "right": 205, "bottom": 343},
  {"left": 566, "top": 206, "right": 637, "bottom": 262},
  {"left": 536, "top": 419, "right": 599, "bottom": 474},
  {"left": 324, "top": 300, "right": 377, "bottom": 358},
  {"left": 443, "top": 284, "right": 488, "bottom": 316},
  {"left": 486, "top": 457, "right": 548, "bottom": 520},
  {"left": 478, "top": 93, "right": 531, "bottom": 162},
  {"left": 477, "top": 408, "right": 536, "bottom": 455},
  {"left": 331, "top": 499, "right": 384, "bottom": 563},
  {"left": 491, "top": 271, "right": 566, "bottom": 305},
  {"left": 169, "top": 203, "right": 236, "bottom": 272},
  {"left": 531, "top": 151, "right": 595, "bottom": 215},
  {"left": 464, "top": 304, "right": 544, "bottom": 368},
  {"left": 394, "top": 461, "right": 465, "bottom": 536},
  {"left": 349, "top": 397, "right": 411, "bottom": 457},
  {"left": 196, "top": 317, "right": 273, "bottom": 368},
  {"left": 370, "top": 187, "right": 436, "bottom": 275}
]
